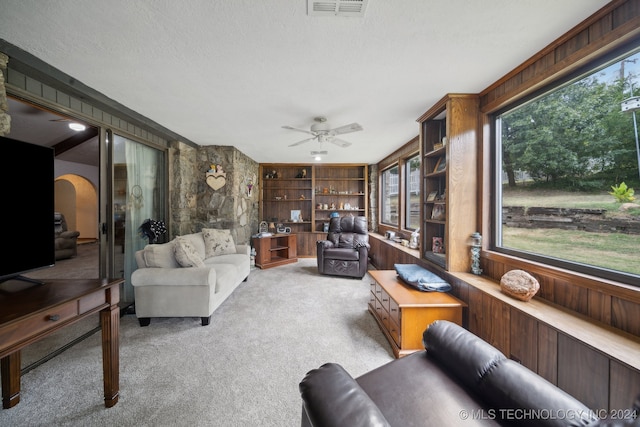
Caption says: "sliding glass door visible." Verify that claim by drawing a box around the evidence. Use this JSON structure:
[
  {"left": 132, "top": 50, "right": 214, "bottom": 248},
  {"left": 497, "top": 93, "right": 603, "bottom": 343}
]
[{"left": 109, "top": 131, "right": 167, "bottom": 304}]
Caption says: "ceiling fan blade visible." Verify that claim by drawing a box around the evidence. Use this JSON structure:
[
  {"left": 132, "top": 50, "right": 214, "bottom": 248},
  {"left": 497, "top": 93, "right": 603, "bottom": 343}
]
[
  {"left": 331, "top": 122, "right": 363, "bottom": 135},
  {"left": 288, "top": 137, "right": 315, "bottom": 147},
  {"left": 282, "top": 125, "right": 315, "bottom": 135},
  {"left": 330, "top": 138, "right": 352, "bottom": 148}
]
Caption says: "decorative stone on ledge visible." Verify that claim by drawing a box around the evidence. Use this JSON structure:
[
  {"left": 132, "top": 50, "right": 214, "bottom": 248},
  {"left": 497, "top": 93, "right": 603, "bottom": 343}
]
[{"left": 500, "top": 269, "right": 540, "bottom": 301}]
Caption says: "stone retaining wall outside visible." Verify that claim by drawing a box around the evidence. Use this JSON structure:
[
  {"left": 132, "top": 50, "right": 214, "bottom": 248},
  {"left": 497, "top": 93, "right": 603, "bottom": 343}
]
[{"left": 502, "top": 206, "right": 640, "bottom": 234}]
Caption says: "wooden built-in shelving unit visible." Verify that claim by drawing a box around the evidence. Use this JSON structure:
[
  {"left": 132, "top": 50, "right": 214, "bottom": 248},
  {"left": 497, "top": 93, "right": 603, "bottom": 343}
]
[{"left": 259, "top": 164, "right": 368, "bottom": 256}]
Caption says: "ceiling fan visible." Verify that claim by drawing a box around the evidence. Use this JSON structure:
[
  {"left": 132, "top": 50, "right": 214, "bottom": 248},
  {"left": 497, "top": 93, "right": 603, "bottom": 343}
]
[{"left": 282, "top": 116, "right": 362, "bottom": 148}]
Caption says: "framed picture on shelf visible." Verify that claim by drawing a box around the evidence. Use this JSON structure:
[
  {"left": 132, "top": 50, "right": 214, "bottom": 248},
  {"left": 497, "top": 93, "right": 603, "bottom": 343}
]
[
  {"left": 426, "top": 191, "right": 438, "bottom": 202},
  {"left": 290, "top": 210, "right": 302, "bottom": 222},
  {"left": 431, "top": 203, "right": 446, "bottom": 221},
  {"left": 433, "top": 157, "right": 446, "bottom": 173}
]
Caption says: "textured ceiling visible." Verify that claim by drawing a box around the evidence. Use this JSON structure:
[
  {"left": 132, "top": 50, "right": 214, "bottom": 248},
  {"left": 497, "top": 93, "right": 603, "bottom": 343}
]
[{"left": 0, "top": 0, "right": 610, "bottom": 164}]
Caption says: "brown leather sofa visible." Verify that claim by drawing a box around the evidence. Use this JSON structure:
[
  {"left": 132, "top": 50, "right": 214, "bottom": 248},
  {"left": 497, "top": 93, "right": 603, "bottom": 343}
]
[
  {"left": 299, "top": 320, "right": 640, "bottom": 427},
  {"left": 316, "top": 216, "right": 369, "bottom": 279}
]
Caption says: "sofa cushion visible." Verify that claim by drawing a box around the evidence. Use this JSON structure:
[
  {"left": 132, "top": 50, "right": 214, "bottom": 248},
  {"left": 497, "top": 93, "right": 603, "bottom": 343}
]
[
  {"left": 143, "top": 241, "right": 179, "bottom": 268},
  {"left": 174, "top": 237, "right": 206, "bottom": 268},
  {"left": 355, "top": 351, "right": 501, "bottom": 427},
  {"left": 179, "top": 232, "right": 207, "bottom": 259},
  {"left": 202, "top": 228, "right": 236, "bottom": 258}
]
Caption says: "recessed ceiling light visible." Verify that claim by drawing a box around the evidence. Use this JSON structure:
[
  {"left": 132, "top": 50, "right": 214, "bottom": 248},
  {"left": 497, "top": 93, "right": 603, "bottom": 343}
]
[{"left": 68, "top": 123, "right": 86, "bottom": 131}]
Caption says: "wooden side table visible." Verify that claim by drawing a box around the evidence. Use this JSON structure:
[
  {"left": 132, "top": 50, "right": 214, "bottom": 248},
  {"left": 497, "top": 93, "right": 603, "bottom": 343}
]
[
  {"left": 368, "top": 270, "right": 465, "bottom": 358},
  {"left": 252, "top": 234, "right": 298, "bottom": 269}
]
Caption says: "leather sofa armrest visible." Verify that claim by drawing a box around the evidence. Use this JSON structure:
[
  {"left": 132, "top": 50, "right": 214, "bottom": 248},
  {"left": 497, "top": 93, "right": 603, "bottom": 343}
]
[{"left": 299, "top": 363, "right": 390, "bottom": 427}]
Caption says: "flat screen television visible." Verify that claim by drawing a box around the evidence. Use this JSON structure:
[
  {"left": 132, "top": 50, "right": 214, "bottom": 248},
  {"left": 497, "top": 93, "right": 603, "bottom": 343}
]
[{"left": 0, "top": 136, "right": 55, "bottom": 283}]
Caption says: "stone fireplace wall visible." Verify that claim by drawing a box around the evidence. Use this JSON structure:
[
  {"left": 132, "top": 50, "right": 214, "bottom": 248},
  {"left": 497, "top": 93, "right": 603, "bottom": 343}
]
[
  {"left": 0, "top": 53, "right": 9, "bottom": 136},
  {"left": 169, "top": 141, "right": 259, "bottom": 245}
]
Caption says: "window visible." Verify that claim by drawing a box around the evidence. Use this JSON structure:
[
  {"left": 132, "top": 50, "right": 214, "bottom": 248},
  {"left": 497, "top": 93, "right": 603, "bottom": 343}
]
[
  {"left": 405, "top": 154, "right": 421, "bottom": 230},
  {"left": 494, "top": 46, "right": 640, "bottom": 285},
  {"left": 381, "top": 165, "right": 399, "bottom": 225}
]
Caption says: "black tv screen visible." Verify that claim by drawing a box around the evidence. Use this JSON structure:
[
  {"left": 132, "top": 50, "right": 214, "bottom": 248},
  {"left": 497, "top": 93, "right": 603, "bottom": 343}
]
[{"left": 0, "top": 136, "right": 55, "bottom": 281}]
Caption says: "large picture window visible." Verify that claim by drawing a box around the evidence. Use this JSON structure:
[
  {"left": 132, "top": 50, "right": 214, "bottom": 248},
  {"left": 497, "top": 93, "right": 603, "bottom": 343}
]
[
  {"left": 381, "top": 165, "right": 399, "bottom": 225},
  {"left": 405, "top": 154, "right": 421, "bottom": 230},
  {"left": 494, "top": 46, "right": 640, "bottom": 285}
]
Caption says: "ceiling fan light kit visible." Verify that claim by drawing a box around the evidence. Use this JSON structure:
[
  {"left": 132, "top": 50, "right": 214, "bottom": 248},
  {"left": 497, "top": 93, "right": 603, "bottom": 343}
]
[{"left": 283, "top": 116, "right": 363, "bottom": 149}]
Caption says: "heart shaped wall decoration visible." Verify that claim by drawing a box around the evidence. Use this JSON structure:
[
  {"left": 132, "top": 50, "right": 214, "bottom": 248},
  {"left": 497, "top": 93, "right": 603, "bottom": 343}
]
[{"left": 205, "top": 164, "right": 227, "bottom": 190}]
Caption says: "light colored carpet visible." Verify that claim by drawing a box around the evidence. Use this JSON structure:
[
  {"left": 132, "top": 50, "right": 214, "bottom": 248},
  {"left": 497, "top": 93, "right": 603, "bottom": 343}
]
[{"left": 0, "top": 258, "right": 394, "bottom": 426}]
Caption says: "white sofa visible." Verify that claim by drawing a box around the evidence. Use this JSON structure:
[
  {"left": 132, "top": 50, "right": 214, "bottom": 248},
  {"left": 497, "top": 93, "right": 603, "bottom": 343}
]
[{"left": 131, "top": 229, "right": 250, "bottom": 326}]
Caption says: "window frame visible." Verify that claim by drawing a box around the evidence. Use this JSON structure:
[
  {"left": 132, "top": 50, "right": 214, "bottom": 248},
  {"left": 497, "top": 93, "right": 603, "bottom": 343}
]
[
  {"left": 490, "top": 41, "right": 640, "bottom": 288},
  {"left": 380, "top": 163, "right": 400, "bottom": 227},
  {"left": 404, "top": 153, "right": 421, "bottom": 231}
]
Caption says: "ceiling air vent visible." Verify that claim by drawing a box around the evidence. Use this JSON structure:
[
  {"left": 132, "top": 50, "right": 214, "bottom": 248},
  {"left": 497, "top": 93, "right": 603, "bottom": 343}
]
[{"left": 307, "top": 0, "right": 368, "bottom": 17}]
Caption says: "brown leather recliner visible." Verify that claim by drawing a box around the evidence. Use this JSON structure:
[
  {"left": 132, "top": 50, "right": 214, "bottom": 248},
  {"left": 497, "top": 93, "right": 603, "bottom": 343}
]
[
  {"left": 317, "top": 216, "right": 370, "bottom": 278},
  {"left": 54, "top": 212, "right": 80, "bottom": 260}
]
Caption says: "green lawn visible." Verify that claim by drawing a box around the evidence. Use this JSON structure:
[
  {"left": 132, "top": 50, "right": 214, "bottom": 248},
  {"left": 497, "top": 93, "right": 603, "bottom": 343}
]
[
  {"left": 502, "top": 227, "right": 640, "bottom": 275},
  {"left": 502, "top": 188, "right": 640, "bottom": 276}
]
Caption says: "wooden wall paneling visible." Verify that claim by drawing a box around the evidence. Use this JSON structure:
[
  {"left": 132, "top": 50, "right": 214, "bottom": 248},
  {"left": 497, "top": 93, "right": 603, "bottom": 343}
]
[
  {"left": 298, "top": 232, "right": 325, "bottom": 258},
  {"left": 482, "top": 294, "right": 510, "bottom": 356},
  {"left": 480, "top": 0, "right": 640, "bottom": 113},
  {"left": 558, "top": 334, "right": 609, "bottom": 411},
  {"left": 613, "top": 0, "right": 640, "bottom": 28},
  {"left": 509, "top": 309, "right": 537, "bottom": 372},
  {"left": 537, "top": 323, "right": 558, "bottom": 385},
  {"left": 612, "top": 297, "right": 640, "bottom": 336},
  {"left": 609, "top": 360, "right": 640, "bottom": 411},
  {"left": 367, "top": 234, "right": 421, "bottom": 271},
  {"left": 554, "top": 28, "right": 590, "bottom": 62},
  {"left": 467, "top": 286, "right": 483, "bottom": 337},
  {"left": 537, "top": 273, "right": 555, "bottom": 302},
  {"left": 368, "top": 235, "right": 383, "bottom": 269},
  {"left": 588, "top": 289, "right": 612, "bottom": 324},
  {"left": 553, "top": 278, "right": 589, "bottom": 316},
  {"left": 455, "top": 280, "right": 470, "bottom": 329},
  {"left": 589, "top": 9, "right": 613, "bottom": 40}
]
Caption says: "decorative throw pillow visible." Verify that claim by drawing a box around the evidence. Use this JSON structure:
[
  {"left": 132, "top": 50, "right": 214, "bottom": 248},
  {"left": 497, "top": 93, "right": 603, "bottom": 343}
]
[
  {"left": 500, "top": 269, "right": 539, "bottom": 301},
  {"left": 202, "top": 228, "right": 236, "bottom": 258},
  {"left": 174, "top": 237, "right": 206, "bottom": 268},
  {"left": 144, "top": 242, "right": 179, "bottom": 268}
]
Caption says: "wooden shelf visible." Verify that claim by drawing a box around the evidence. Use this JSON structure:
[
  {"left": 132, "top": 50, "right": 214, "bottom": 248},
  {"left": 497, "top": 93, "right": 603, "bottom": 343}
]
[
  {"left": 259, "top": 164, "right": 368, "bottom": 255},
  {"left": 419, "top": 94, "right": 479, "bottom": 272}
]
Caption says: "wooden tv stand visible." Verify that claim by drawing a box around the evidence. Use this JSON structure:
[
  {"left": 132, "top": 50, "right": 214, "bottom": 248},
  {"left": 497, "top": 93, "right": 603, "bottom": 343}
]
[
  {"left": 368, "top": 270, "right": 465, "bottom": 358},
  {"left": 0, "top": 278, "right": 122, "bottom": 409}
]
